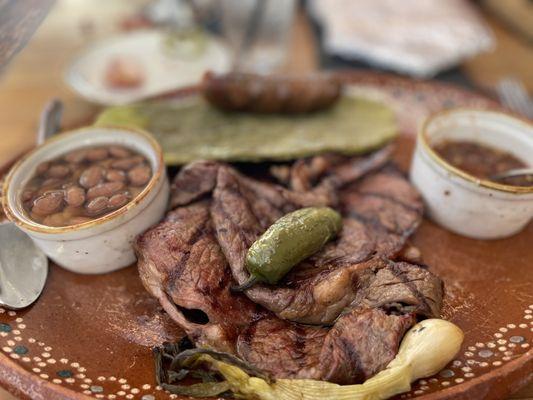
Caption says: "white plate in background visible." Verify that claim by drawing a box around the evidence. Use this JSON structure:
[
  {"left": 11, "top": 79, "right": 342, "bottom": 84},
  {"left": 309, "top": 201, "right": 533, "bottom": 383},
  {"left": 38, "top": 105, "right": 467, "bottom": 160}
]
[{"left": 65, "top": 29, "right": 231, "bottom": 105}]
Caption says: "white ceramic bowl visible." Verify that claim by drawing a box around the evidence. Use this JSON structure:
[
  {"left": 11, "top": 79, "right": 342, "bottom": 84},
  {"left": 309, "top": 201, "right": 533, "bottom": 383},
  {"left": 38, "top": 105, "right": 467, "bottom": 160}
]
[
  {"left": 2, "top": 126, "right": 169, "bottom": 274},
  {"left": 410, "top": 109, "right": 533, "bottom": 239}
]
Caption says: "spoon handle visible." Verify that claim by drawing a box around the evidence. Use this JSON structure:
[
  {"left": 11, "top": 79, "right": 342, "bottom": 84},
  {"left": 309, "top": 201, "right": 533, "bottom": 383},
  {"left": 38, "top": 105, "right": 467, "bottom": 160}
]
[
  {"left": 36, "top": 98, "right": 63, "bottom": 145},
  {"left": 491, "top": 168, "right": 533, "bottom": 181}
]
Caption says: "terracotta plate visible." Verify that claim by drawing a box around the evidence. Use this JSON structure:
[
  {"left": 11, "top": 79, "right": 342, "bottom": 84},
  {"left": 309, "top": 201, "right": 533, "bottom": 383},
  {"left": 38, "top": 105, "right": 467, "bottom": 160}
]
[{"left": 0, "top": 71, "right": 531, "bottom": 400}]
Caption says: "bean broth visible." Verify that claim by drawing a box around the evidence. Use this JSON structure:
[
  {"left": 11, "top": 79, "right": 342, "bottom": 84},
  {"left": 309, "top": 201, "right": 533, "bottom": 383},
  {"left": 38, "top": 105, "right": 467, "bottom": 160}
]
[{"left": 22, "top": 145, "right": 152, "bottom": 226}]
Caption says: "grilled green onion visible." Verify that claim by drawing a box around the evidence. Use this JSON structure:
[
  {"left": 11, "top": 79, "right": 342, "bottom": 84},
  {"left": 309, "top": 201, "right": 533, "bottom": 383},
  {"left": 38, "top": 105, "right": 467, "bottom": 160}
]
[{"left": 155, "top": 318, "right": 463, "bottom": 399}]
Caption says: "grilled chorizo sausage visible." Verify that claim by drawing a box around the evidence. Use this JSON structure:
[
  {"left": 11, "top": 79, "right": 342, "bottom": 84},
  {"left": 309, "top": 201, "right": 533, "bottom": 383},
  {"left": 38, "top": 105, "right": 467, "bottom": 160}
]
[{"left": 202, "top": 72, "right": 342, "bottom": 114}]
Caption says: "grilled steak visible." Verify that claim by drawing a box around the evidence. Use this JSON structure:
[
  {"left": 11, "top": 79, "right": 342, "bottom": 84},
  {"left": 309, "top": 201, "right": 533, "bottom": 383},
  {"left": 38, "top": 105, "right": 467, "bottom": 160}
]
[
  {"left": 169, "top": 161, "right": 220, "bottom": 209},
  {"left": 210, "top": 162, "right": 429, "bottom": 324},
  {"left": 136, "top": 149, "right": 444, "bottom": 384},
  {"left": 171, "top": 145, "right": 394, "bottom": 210},
  {"left": 136, "top": 201, "right": 263, "bottom": 353},
  {"left": 237, "top": 307, "right": 415, "bottom": 383},
  {"left": 318, "top": 307, "right": 415, "bottom": 383}
]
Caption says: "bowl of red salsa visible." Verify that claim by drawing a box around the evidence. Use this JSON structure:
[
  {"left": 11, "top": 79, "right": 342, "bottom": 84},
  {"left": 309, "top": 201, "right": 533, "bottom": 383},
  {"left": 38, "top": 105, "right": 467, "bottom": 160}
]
[{"left": 410, "top": 109, "right": 533, "bottom": 239}]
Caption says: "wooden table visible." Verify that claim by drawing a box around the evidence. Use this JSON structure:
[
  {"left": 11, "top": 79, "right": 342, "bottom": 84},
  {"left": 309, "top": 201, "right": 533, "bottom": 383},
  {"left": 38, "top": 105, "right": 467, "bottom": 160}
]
[
  {"left": 0, "top": 0, "right": 318, "bottom": 169},
  {"left": 0, "top": 1, "right": 531, "bottom": 399}
]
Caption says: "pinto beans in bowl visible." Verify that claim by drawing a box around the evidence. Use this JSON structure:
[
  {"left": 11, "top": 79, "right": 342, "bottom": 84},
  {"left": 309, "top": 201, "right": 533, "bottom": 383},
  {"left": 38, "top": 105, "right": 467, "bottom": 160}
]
[
  {"left": 2, "top": 126, "right": 169, "bottom": 274},
  {"left": 22, "top": 145, "right": 152, "bottom": 226}
]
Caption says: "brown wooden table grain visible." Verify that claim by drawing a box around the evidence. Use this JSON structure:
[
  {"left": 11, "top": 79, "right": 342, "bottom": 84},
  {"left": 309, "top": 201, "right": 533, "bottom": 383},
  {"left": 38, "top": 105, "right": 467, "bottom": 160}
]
[
  {"left": 462, "top": 11, "right": 533, "bottom": 94},
  {"left": 0, "top": 1, "right": 530, "bottom": 399}
]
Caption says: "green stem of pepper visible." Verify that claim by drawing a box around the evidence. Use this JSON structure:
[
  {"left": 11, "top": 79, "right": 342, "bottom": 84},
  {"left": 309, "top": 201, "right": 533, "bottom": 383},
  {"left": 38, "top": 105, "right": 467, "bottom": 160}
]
[{"left": 231, "top": 275, "right": 259, "bottom": 292}]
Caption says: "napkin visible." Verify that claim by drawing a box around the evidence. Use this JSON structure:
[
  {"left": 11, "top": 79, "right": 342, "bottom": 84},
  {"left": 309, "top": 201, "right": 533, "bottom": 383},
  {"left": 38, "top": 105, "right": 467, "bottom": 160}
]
[{"left": 309, "top": 0, "right": 495, "bottom": 77}]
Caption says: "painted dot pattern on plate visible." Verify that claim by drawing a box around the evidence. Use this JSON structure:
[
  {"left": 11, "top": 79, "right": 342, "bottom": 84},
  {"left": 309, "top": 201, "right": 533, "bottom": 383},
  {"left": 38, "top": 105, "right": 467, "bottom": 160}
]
[
  {"left": 0, "top": 308, "right": 164, "bottom": 399},
  {"left": 1, "top": 305, "right": 532, "bottom": 399},
  {"left": 398, "top": 304, "right": 533, "bottom": 398}
]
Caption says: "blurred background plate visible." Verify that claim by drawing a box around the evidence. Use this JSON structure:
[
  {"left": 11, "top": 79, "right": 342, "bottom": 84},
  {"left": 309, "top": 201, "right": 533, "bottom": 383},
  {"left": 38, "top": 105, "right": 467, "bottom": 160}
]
[{"left": 65, "top": 29, "right": 231, "bottom": 105}]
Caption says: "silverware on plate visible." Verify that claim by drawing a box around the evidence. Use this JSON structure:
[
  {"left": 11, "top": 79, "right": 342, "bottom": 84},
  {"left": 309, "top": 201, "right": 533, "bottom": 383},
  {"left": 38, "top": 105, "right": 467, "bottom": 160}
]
[
  {"left": 490, "top": 168, "right": 533, "bottom": 184},
  {"left": 496, "top": 77, "right": 533, "bottom": 119},
  {"left": 0, "top": 223, "right": 48, "bottom": 309},
  {"left": 0, "top": 99, "right": 62, "bottom": 309},
  {"left": 493, "top": 77, "right": 533, "bottom": 185}
]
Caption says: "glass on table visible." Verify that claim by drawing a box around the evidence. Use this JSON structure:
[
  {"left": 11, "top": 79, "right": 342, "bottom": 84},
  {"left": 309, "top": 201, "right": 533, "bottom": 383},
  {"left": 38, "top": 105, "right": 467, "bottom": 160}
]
[{"left": 220, "top": 0, "right": 296, "bottom": 73}]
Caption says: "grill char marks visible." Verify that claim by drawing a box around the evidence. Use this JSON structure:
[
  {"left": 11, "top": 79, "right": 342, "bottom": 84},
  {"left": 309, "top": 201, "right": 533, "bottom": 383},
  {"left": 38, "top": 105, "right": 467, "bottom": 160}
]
[
  {"left": 341, "top": 167, "right": 424, "bottom": 258},
  {"left": 335, "top": 257, "right": 444, "bottom": 319},
  {"left": 210, "top": 161, "right": 433, "bottom": 324},
  {"left": 236, "top": 308, "right": 415, "bottom": 384},
  {"left": 318, "top": 308, "right": 416, "bottom": 384},
  {"left": 135, "top": 201, "right": 261, "bottom": 353},
  {"left": 136, "top": 149, "right": 444, "bottom": 384},
  {"left": 359, "top": 260, "right": 443, "bottom": 317},
  {"left": 237, "top": 316, "right": 328, "bottom": 379},
  {"left": 211, "top": 165, "right": 377, "bottom": 324}
]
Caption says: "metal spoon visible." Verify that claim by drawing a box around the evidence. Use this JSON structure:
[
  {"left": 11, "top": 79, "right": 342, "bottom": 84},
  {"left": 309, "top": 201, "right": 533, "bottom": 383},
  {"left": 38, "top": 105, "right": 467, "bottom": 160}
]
[
  {"left": 0, "top": 99, "right": 62, "bottom": 309},
  {"left": 490, "top": 168, "right": 533, "bottom": 185},
  {"left": 0, "top": 224, "right": 48, "bottom": 309}
]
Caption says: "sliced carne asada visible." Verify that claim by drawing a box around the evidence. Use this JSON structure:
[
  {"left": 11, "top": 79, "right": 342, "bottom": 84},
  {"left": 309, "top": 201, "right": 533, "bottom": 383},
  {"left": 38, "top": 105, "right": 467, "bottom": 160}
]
[
  {"left": 284, "top": 145, "right": 393, "bottom": 193},
  {"left": 169, "top": 160, "right": 220, "bottom": 208},
  {"left": 236, "top": 315, "right": 328, "bottom": 379},
  {"left": 136, "top": 212, "right": 437, "bottom": 380},
  {"left": 211, "top": 165, "right": 374, "bottom": 324},
  {"left": 170, "top": 145, "right": 394, "bottom": 210},
  {"left": 210, "top": 163, "right": 433, "bottom": 324},
  {"left": 135, "top": 201, "right": 263, "bottom": 353},
  {"left": 316, "top": 307, "right": 416, "bottom": 384},
  {"left": 341, "top": 168, "right": 424, "bottom": 258},
  {"left": 136, "top": 148, "right": 444, "bottom": 385},
  {"left": 348, "top": 259, "right": 443, "bottom": 318},
  {"left": 288, "top": 153, "right": 347, "bottom": 192},
  {"left": 235, "top": 307, "right": 414, "bottom": 383}
]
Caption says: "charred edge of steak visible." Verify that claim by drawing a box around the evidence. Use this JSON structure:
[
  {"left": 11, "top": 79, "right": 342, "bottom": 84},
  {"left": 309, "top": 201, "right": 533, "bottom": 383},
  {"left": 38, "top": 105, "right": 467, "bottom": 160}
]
[
  {"left": 387, "top": 260, "right": 432, "bottom": 316},
  {"left": 358, "top": 257, "right": 444, "bottom": 319},
  {"left": 170, "top": 161, "right": 221, "bottom": 208}
]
